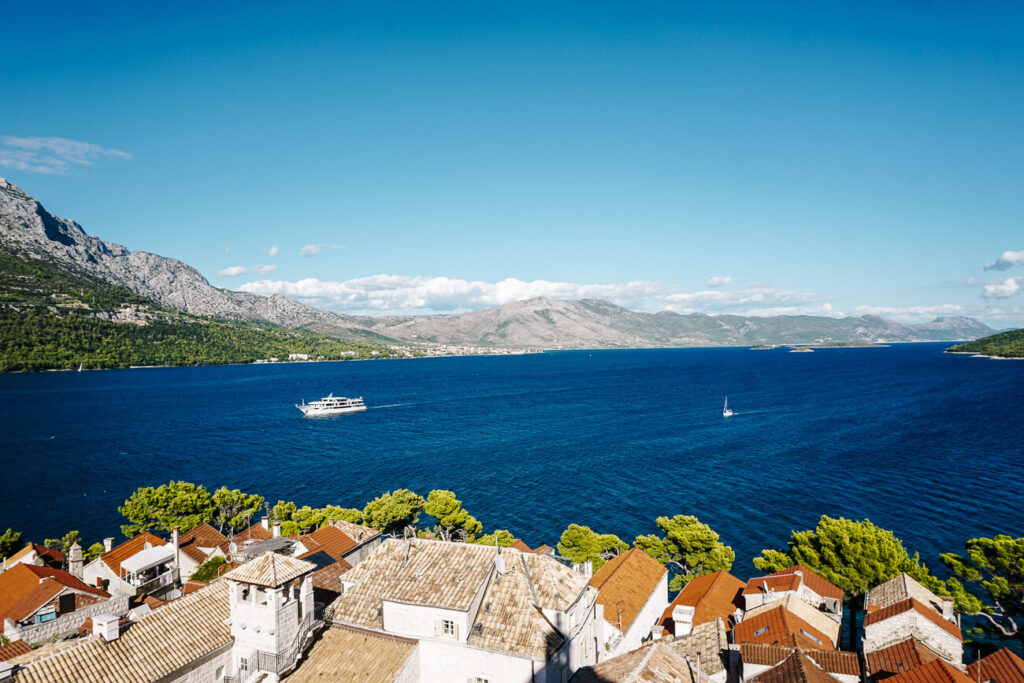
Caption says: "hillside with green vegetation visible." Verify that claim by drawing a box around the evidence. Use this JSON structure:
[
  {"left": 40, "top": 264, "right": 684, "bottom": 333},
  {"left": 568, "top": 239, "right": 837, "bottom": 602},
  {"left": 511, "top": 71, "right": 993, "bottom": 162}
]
[
  {"left": 0, "top": 252, "right": 403, "bottom": 371},
  {"left": 947, "top": 328, "right": 1024, "bottom": 359}
]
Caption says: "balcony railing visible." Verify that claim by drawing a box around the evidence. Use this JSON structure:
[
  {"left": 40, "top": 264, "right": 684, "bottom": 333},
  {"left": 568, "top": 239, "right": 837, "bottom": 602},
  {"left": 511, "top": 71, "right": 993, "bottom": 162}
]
[
  {"left": 133, "top": 569, "right": 179, "bottom": 595},
  {"left": 236, "top": 610, "right": 320, "bottom": 680}
]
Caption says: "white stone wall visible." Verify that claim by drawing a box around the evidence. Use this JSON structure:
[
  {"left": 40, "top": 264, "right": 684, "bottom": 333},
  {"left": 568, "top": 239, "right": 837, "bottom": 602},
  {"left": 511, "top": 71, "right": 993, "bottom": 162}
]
[
  {"left": 618, "top": 571, "right": 668, "bottom": 656},
  {"left": 166, "top": 645, "right": 233, "bottom": 683},
  {"left": 416, "top": 639, "right": 536, "bottom": 683},
  {"left": 82, "top": 558, "right": 134, "bottom": 596},
  {"left": 8, "top": 594, "right": 130, "bottom": 646},
  {"left": 392, "top": 644, "right": 421, "bottom": 683},
  {"left": 383, "top": 601, "right": 469, "bottom": 642},
  {"left": 863, "top": 612, "right": 963, "bottom": 667}
]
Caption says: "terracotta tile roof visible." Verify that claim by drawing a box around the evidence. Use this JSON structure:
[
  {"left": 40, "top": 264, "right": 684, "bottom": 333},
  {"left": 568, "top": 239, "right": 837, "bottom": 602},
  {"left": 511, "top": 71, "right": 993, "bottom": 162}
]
[
  {"left": 866, "top": 638, "right": 942, "bottom": 679},
  {"left": 0, "top": 564, "right": 109, "bottom": 627},
  {"left": 178, "top": 523, "right": 228, "bottom": 564},
  {"left": 509, "top": 539, "right": 533, "bottom": 552},
  {"left": 10, "top": 581, "right": 231, "bottom": 683},
  {"left": 181, "top": 580, "right": 208, "bottom": 596},
  {"left": 659, "top": 570, "right": 745, "bottom": 636},
  {"left": 745, "top": 565, "right": 844, "bottom": 602},
  {"left": 297, "top": 525, "right": 358, "bottom": 561},
  {"left": 741, "top": 643, "right": 861, "bottom": 676},
  {"left": 884, "top": 659, "right": 975, "bottom": 683},
  {"left": 310, "top": 560, "right": 352, "bottom": 599},
  {"left": 868, "top": 574, "right": 948, "bottom": 615},
  {"left": 969, "top": 648, "right": 1024, "bottom": 683},
  {"left": 3, "top": 544, "right": 64, "bottom": 570},
  {"left": 289, "top": 624, "right": 417, "bottom": 682},
  {"left": 665, "top": 618, "right": 729, "bottom": 677},
  {"left": 573, "top": 642, "right": 706, "bottom": 683},
  {"left": 330, "top": 519, "right": 381, "bottom": 544},
  {"left": 749, "top": 650, "right": 841, "bottom": 683},
  {"left": 328, "top": 539, "right": 593, "bottom": 660},
  {"left": 531, "top": 544, "right": 555, "bottom": 555},
  {"left": 864, "top": 598, "right": 963, "bottom": 641},
  {"left": 100, "top": 532, "right": 166, "bottom": 574},
  {"left": 745, "top": 594, "right": 841, "bottom": 645},
  {"left": 733, "top": 605, "right": 835, "bottom": 651},
  {"left": 590, "top": 548, "right": 667, "bottom": 634},
  {"left": 179, "top": 544, "right": 208, "bottom": 565},
  {"left": 0, "top": 639, "right": 31, "bottom": 662},
  {"left": 233, "top": 522, "right": 273, "bottom": 544},
  {"left": 222, "top": 552, "right": 316, "bottom": 588}
]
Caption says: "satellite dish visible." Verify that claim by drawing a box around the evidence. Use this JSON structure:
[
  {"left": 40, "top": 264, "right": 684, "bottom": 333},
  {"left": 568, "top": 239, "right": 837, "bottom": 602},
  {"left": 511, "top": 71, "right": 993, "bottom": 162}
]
[
  {"left": 229, "top": 542, "right": 238, "bottom": 554},
  {"left": 495, "top": 554, "right": 506, "bottom": 575}
]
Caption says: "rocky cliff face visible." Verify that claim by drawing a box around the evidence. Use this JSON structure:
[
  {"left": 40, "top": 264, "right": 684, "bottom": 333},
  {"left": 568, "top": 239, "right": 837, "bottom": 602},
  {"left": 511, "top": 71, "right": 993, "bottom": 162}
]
[{"left": 0, "top": 176, "right": 997, "bottom": 349}]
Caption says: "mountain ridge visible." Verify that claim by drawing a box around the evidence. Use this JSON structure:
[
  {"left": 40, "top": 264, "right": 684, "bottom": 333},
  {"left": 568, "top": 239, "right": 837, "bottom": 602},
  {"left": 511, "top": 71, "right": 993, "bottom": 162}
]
[{"left": 0, "top": 177, "right": 997, "bottom": 350}]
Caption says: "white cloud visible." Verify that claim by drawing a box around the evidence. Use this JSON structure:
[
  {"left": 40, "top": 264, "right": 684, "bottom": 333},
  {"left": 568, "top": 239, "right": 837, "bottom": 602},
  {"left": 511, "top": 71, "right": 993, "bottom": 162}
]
[
  {"left": 299, "top": 243, "right": 346, "bottom": 257},
  {"left": 854, "top": 303, "right": 963, "bottom": 317},
  {"left": 983, "top": 250, "right": 1024, "bottom": 271},
  {"left": 219, "top": 266, "right": 250, "bottom": 277},
  {"left": 265, "top": 246, "right": 279, "bottom": 257},
  {"left": 238, "top": 274, "right": 835, "bottom": 317},
  {"left": 0, "top": 135, "right": 129, "bottom": 175},
  {"left": 983, "top": 276, "right": 1021, "bottom": 298},
  {"left": 224, "top": 247, "right": 232, "bottom": 253},
  {"left": 706, "top": 276, "right": 731, "bottom": 287},
  {"left": 252, "top": 264, "right": 277, "bottom": 275}
]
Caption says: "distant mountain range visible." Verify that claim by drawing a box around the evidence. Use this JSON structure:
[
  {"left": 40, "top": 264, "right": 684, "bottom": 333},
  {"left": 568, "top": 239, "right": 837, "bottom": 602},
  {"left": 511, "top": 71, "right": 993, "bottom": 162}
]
[{"left": 0, "top": 176, "right": 997, "bottom": 351}]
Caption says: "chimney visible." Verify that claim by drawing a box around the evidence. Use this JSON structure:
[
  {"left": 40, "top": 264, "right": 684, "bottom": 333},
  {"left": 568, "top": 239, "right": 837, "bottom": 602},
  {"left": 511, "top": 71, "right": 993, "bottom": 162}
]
[
  {"left": 793, "top": 569, "right": 805, "bottom": 593},
  {"left": 672, "top": 605, "right": 695, "bottom": 638},
  {"left": 941, "top": 596, "right": 955, "bottom": 622},
  {"left": 68, "top": 541, "right": 84, "bottom": 579},
  {"left": 103, "top": 537, "right": 114, "bottom": 553},
  {"left": 260, "top": 516, "right": 270, "bottom": 531},
  {"left": 272, "top": 521, "right": 281, "bottom": 538},
  {"left": 172, "top": 526, "right": 180, "bottom": 573},
  {"left": 92, "top": 613, "right": 120, "bottom": 641},
  {"left": 328, "top": 517, "right": 335, "bottom": 526}
]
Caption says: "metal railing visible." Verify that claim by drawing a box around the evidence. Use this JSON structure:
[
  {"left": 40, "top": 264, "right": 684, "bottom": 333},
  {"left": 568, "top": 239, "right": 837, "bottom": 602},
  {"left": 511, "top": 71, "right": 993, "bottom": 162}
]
[{"left": 236, "top": 609, "right": 320, "bottom": 679}]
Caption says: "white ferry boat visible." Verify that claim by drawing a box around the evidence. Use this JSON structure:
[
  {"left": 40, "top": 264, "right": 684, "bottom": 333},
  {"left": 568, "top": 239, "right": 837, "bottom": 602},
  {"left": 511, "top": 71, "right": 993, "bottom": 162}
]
[{"left": 296, "top": 393, "right": 367, "bottom": 416}]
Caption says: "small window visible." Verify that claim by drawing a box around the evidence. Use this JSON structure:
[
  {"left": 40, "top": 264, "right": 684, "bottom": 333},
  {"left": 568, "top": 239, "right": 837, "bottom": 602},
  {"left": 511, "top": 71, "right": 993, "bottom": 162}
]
[
  {"left": 753, "top": 625, "right": 769, "bottom": 637},
  {"left": 470, "top": 678, "right": 490, "bottom": 683},
  {"left": 442, "top": 619, "right": 456, "bottom": 637},
  {"left": 799, "top": 629, "right": 822, "bottom": 645},
  {"left": 34, "top": 611, "right": 57, "bottom": 624}
]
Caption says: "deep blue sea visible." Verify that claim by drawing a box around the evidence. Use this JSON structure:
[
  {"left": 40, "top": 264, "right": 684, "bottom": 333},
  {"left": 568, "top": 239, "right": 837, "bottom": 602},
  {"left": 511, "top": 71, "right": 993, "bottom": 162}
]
[{"left": 1, "top": 343, "right": 1022, "bottom": 575}]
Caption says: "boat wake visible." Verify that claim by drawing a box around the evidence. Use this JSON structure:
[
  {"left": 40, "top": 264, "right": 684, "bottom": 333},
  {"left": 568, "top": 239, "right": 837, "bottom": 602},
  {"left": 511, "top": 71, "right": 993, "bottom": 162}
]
[{"left": 370, "top": 403, "right": 409, "bottom": 409}]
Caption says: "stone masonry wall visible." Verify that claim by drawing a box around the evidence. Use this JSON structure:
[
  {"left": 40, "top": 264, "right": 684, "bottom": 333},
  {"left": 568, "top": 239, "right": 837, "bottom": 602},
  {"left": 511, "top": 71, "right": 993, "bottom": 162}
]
[{"left": 11, "top": 595, "right": 130, "bottom": 646}]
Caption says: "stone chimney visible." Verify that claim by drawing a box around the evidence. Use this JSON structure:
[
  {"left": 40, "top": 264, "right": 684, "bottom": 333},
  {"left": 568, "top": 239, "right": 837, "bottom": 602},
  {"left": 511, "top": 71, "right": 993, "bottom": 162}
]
[
  {"left": 92, "top": 613, "right": 120, "bottom": 641},
  {"left": 260, "top": 516, "right": 270, "bottom": 531},
  {"left": 272, "top": 521, "right": 281, "bottom": 538},
  {"left": 68, "top": 541, "right": 84, "bottom": 579},
  {"left": 941, "top": 596, "right": 955, "bottom": 622},
  {"left": 103, "top": 537, "right": 114, "bottom": 553},
  {"left": 673, "top": 604, "right": 695, "bottom": 637},
  {"left": 171, "top": 526, "right": 180, "bottom": 573}
]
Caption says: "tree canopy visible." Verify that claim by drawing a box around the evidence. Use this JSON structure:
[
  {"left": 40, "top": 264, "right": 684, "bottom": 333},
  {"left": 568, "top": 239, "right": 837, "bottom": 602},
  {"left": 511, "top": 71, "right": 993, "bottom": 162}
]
[
  {"left": 362, "top": 489, "right": 426, "bottom": 535},
  {"left": 0, "top": 529, "right": 23, "bottom": 560},
  {"left": 424, "top": 489, "right": 483, "bottom": 542},
  {"left": 754, "top": 515, "right": 947, "bottom": 649},
  {"left": 43, "top": 530, "right": 81, "bottom": 557},
  {"left": 118, "top": 481, "right": 216, "bottom": 537},
  {"left": 942, "top": 535, "right": 1024, "bottom": 641},
  {"left": 557, "top": 524, "right": 628, "bottom": 571},
  {"left": 634, "top": 515, "right": 735, "bottom": 592},
  {"left": 473, "top": 529, "right": 517, "bottom": 547},
  {"left": 211, "top": 487, "right": 264, "bottom": 533}
]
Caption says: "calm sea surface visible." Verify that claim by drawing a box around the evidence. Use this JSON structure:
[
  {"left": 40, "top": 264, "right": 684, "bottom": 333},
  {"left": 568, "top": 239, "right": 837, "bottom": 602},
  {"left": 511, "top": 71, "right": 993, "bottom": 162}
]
[{"left": 1, "top": 343, "right": 1022, "bottom": 572}]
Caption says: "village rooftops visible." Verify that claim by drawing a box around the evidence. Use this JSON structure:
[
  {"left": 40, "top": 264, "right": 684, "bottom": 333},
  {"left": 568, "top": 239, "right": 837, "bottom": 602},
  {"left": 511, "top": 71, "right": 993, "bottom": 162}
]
[
  {"left": 0, "top": 564, "right": 109, "bottom": 628},
  {"left": 733, "top": 604, "right": 835, "bottom": 650},
  {"left": 748, "top": 650, "right": 846, "bottom": 683},
  {"left": 658, "top": 569, "right": 745, "bottom": 636},
  {"left": 968, "top": 648, "right": 1024, "bottom": 683},
  {"left": 589, "top": 548, "right": 667, "bottom": 635},
  {"left": 330, "top": 519, "right": 380, "bottom": 544},
  {"left": 99, "top": 532, "right": 167, "bottom": 575},
  {"left": 863, "top": 598, "right": 963, "bottom": 641},
  {"left": 7, "top": 581, "right": 231, "bottom": 683},
  {"left": 2, "top": 544, "right": 64, "bottom": 571},
  {"left": 572, "top": 641, "right": 708, "bottom": 683},
  {"left": 867, "top": 573, "right": 952, "bottom": 617},
  {"left": 288, "top": 624, "right": 417, "bottom": 682},
  {"left": 744, "top": 564, "right": 844, "bottom": 602},
  {"left": 741, "top": 643, "right": 861, "bottom": 679},
  {"left": 221, "top": 551, "right": 316, "bottom": 588},
  {"left": 663, "top": 617, "right": 728, "bottom": 677},
  {"left": 883, "top": 659, "right": 975, "bottom": 683},
  {"left": 329, "top": 538, "right": 594, "bottom": 660},
  {"left": 177, "top": 523, "right": 228, "bottom": 564},
  {"left": 297, "top": 525, "right": 358, "bottom": 561},
  {"left": 233, "top": 521, "right": 273, "bottom": 544},
  {"left": 866, "top": 638, "right": 943, "bottom": 679},
  {"left": 745, "top": 593, "right": 842, "bottom": 644}
]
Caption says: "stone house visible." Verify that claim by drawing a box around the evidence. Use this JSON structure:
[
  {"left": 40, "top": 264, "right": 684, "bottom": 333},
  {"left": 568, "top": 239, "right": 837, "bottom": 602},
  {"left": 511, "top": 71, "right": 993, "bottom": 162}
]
[
  {"left": 588, "top": 548, "right": 668, "bottom": 660},
  {"left": 733, "top": 604, "right": 835, "bottom": 651},
  {"left": 571, "top": 641, "right": 709, "bottom": 682},
  {"left": 746, "top": 649, "right": 859, "bottom": 683},
  {"left": 862, "top": 598, "right": 963, "bottom": 668},
  {"left": 82, "top": 531, "right": 180, "bottom": 599},
  {"left": 661, "top": 617, "right": 729, "bottom": 682},
  {"left": 740, "top": 643, "right": 861, "bottom": 683},
  {"left": 864, "top": 637, "right": 943, "bottom": 680},
  {"left": 743, "top": 564, "right": 844, "bottom": 625},
  {"left": 745, "top": 593, "right": 841, "bottom": 646},
  {"left": 0, "top": 544, "right": 64, "bottom": 574},
  {"left": 176, "top": 523, "right": 229, "bottom": 578},
  {"left": 657, "top": 570, "right": 745, "bottom": 638}
]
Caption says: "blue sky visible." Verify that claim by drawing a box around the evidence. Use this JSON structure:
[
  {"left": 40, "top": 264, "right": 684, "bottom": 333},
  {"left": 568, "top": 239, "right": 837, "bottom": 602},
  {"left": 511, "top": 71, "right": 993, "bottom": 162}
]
[{"left": 2, "top": 1, "right": 1023, "bottom": 324}]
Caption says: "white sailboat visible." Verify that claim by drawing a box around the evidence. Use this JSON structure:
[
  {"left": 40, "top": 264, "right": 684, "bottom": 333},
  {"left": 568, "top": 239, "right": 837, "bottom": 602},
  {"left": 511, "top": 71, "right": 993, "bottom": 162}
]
[
  {"left": 77, "top": 361, "right": 83, "bottom": 372},
  {"left": 723, "top": 396, "right": 733, "bottom": 418}
]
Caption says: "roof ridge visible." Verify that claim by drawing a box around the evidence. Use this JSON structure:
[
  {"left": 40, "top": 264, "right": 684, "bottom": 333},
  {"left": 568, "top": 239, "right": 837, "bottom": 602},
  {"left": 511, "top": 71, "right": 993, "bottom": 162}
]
[{"left": 625, "top": 643, "right": 660, "bottom": 683}]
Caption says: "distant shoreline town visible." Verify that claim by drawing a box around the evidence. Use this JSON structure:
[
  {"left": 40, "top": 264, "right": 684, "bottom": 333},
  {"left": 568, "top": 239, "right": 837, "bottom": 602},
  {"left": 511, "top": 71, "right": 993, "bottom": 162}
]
[{"left": 1, "top": 483, "right": 1021, "bottom": 682}]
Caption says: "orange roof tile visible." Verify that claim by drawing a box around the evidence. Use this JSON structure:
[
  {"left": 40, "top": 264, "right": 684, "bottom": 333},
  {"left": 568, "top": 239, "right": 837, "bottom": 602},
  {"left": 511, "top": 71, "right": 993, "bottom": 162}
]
[
  {"left": 885, "top": 659, "right": 975, "bottom": 683},
  {"left": 744, "top": 564, "right": 843, "bottom": 602},
  {"left": 749, "top": 650, "right": 841, "bottom": 683},
  {"left": 0, "top": 639, "right": 31, "bottom": 661},
  {"left": 182, "top": 580, "right": 209, "bottom": 596},
  {"left": 233, "top": 522, "right": 273, "bottom": 544},
  {"left": 733, "top": 605, "right": 835, "bottom": 651},
  {"left": 969, "top": 648, "right": 1024, "bottom": 683},
  {"left": 509, "top": 540, "right": 532, "bottom": 552},
  {"left": 864, "top": 598, "right": 962, "bottom": 642},
  {"left": 659, "top": 570, "right": 745, "bottom": 635},
  {"left": 179, "top": 523, "right": 228, "bottom": 554},
  {"left": 101, "top": 532, "right": 167, "bottom": 573},
  {"left": 530, "top": 544, "right": 555, "bottom": 555},
  {"left": 589, "top": 548, "right": 667, "bottom": 634},
  {"left": 741, "top": 643, "right": 861, "bottom": 676},
  {"left": 297, "top": 526, "right": 358, "bottom": 561},
  {"left": 866, "top": 638, "right": 942, "bottom": 679},
  {"left": 0, "top": 564, "right": 109, "bottom": 628}
]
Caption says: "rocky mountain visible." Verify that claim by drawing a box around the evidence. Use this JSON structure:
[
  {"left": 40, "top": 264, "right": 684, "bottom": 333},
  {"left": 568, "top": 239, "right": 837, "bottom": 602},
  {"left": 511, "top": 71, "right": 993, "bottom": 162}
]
[{"left": 0, "top": 176, "right": 997, "bottom": 350}]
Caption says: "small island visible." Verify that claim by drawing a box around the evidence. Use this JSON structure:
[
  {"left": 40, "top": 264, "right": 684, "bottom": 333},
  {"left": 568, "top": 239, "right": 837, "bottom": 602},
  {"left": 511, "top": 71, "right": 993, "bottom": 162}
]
[{"left": 947, "top": 328, "right": 1024, "bottom": 359}]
